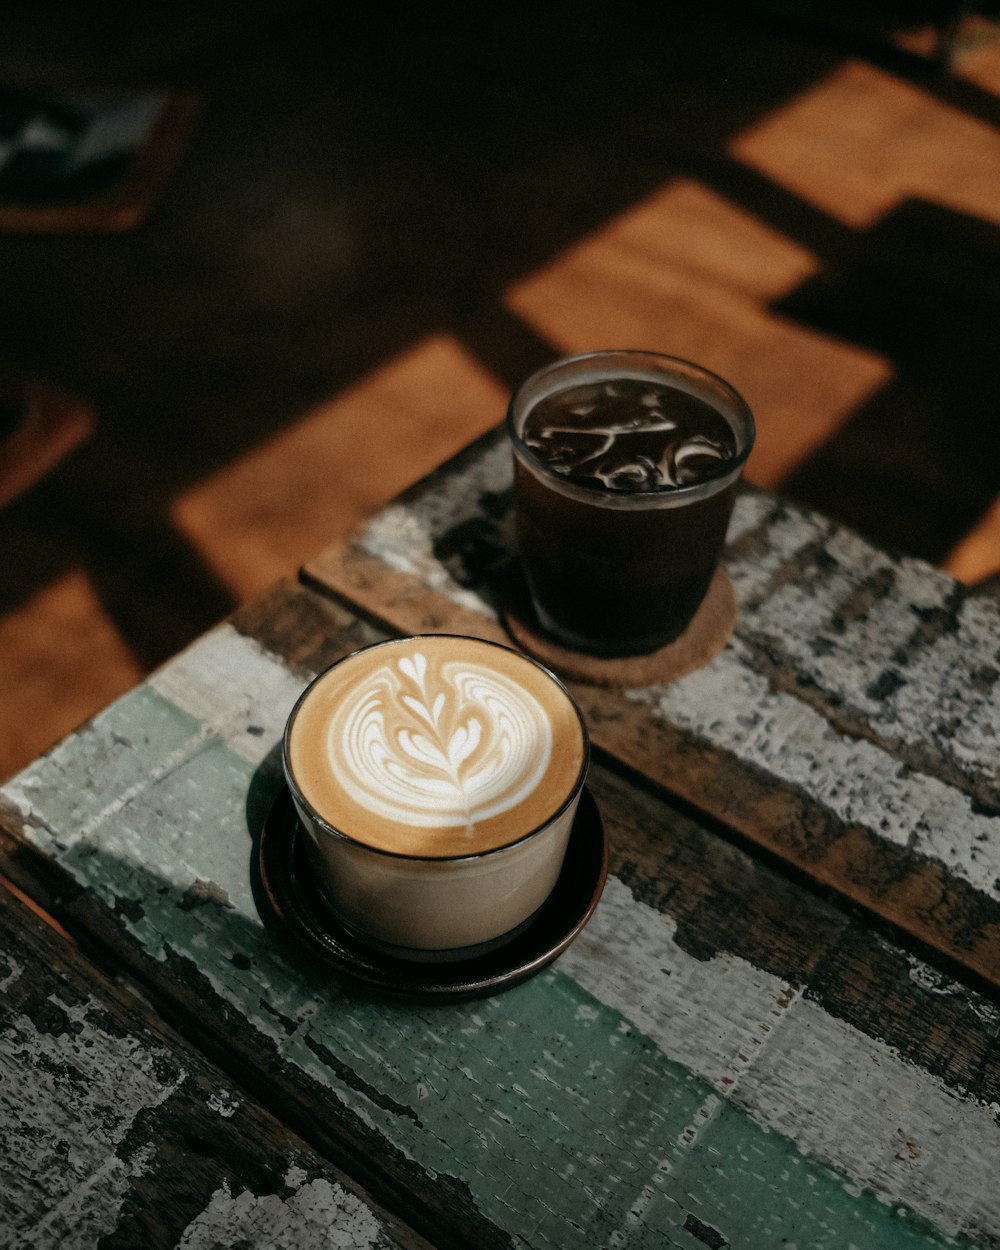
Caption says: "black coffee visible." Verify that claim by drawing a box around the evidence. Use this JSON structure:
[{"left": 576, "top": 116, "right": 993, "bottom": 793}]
[
  {"left": 520, "top": 378, "right": 736, "bottom": 493},
  {"left": 513, "top": 374, "right": 744, "bottom": 656}
]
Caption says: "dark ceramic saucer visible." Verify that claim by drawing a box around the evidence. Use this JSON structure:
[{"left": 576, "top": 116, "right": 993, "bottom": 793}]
[{"left": 257, "top": 786, "right": 608, "bottom": 999}]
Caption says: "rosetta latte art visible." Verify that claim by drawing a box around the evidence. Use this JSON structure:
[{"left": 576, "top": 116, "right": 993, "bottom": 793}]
[{"left": 327, "top": 651, "right": 553, "bottom": 831}]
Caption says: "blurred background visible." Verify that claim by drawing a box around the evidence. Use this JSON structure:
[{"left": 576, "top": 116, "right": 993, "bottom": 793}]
[{"left": 1, "top": 0, "right": 999, "bottom": 778}]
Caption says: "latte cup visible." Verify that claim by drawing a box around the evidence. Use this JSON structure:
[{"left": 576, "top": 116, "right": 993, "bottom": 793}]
[{"left": 282, "top": 634, "right": 590, "bottom": 962}]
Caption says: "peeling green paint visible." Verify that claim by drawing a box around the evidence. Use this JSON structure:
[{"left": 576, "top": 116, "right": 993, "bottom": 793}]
[{"left": 2, "top": 663, "right": 992, "bottom": 1250}]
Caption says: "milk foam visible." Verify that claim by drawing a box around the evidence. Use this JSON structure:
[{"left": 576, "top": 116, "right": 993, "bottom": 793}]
[
  {"left": 328, "top": 650, "right": 552, "bottom": 829},
  {"left": 287, "top": 636, "right": 587, "bottom": 857}
]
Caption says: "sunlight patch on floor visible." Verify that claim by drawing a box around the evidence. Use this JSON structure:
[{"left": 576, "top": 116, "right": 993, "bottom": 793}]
[
  {"left": 729, "top": 60, "right": 1000, "bottom": 229},
  {"left": 0, "top": 570, "right": 142, "bottom": 781},
  {"left": 952, "top": 19, "right": 1000, "bottom": 96},
  {"left": 576, "top": 178, "right": 822, "bottom": 301},
  {"left": 942, "top": 494, "right": 1000, "bottom": 586},
  {"left": 171, "top": 335, "right": 507, "bottom": 600},
  {"left": 503, "top": 178, "right": 891, "bottom": 489}
]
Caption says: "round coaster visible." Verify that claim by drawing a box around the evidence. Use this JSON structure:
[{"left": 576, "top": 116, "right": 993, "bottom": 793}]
[
  {"left": 257, "top": 787, "right": 608, "bottom": 999},
  {"left": 503, "top": 566, "right": 736, "bottom": 688}
]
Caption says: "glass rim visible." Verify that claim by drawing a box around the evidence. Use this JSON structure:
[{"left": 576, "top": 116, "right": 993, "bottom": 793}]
[{"left": 506, "top": 349, "right": 756, "bottom": 509}]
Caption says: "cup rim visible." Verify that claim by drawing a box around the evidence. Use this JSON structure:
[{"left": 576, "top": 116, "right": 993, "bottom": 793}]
[
  {"left": 282, "top": 633, "right": 591, "bottom": 863},
  {"left": 505, "top": 348, "right": 756, "bottom": 508}
]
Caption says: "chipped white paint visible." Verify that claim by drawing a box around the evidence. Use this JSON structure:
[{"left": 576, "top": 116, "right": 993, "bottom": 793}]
[
  {"left": 0, "top": 629, "right": 300, "bottom": 919},
  {"left": 1, "top": 725, "right": 196, "bottom": 859},
  {"left": 0, "top": 953, "right": 23, "bottom": 992},
  {"left": 177, "top": 1174, "right": 393, "bottom": 1249},
  {"left": 721, "top": 489, "right": 775, "bottom": 548},
  {"left": 148, "top": 624, "right": 306, "bottom": 769},
  {"left": 727, "top": 493, "right": 834, "bottom": 602},
  {"left": 0, "top": 994, "right": 183, "bottom": 1249},
  {"left": 562, "top": 876, "right": 1000, "bottom": 1243},
  {"left": 208, "top": 1089, "right": 240, "bottom": 1118},
  {"left": 736, "top": 997, "right": 1000, "bottom": 1241},
  {"left": 905, "top": 954, "right": 1000, "bottom": 1033},
  {"left": 358, "top": 501, "right": 503, "bottom": 620},
  {"left": 561, "top": 878, "right": 802, "bottom": 1096},
  {"left": 740, "top": 521, "right": 1000, "bottom": 790},
  {"left": 355, "top": 436, "right": 513, "bottom": 621},
  {"left": 627, "top": 646, "right": 1000, "bottom": 899},
  {"left": 3, "top": 735, "right": 258, "bottom": 920},
  {"left": 10, "top": 1141, "right": 159, "bottom": 1250}
]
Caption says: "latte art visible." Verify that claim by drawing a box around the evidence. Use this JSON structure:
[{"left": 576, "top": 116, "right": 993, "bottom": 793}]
[
  {"left": 329, "top": 651, "right": 552, "bottom": 829},
  {"left": 286, "top": 635, "right": 587, "bottom": 858}
]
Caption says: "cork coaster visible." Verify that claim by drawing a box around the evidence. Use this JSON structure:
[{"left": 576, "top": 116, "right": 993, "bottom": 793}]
[{"left": 503, "top": 567, "right": 736, "bottom": 688}]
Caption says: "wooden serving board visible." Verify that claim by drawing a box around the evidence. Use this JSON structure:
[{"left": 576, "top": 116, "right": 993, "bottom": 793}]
[
  {"left": 302, "top": 428, "right": 1000, "bottom": 990},
  {"left": 1, "top": 581, "right": 998, "bottom": 1249}
]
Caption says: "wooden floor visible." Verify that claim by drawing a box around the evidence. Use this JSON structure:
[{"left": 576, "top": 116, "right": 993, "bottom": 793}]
[{"left": 1, "top": 2, "right": 999, "bottom": 780}]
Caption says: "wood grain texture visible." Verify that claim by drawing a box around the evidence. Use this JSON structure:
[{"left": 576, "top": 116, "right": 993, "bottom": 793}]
[
  {"left": 2, "top": 581, "right": 999, "bottom": 1249},
  {"left": 171, "top": 337, "right": 506, "bottom": 600},
  {"left": 0, "top": 886, "right": 430, "bottom": 1250},
  {"left": 729, "top": 60, "right": 1000, "bottom": 229},
  {"left": 303, "top": 429, "right": 1000, "bottom": 989}
]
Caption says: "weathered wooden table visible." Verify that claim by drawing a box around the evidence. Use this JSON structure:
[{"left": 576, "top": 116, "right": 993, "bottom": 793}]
[{"left": 2, "top": 427, "right": 999, "bottom": 1249}]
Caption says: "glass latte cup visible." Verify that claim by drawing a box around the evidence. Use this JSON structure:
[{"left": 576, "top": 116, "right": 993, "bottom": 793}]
[{"left": 282, "top": 634, "right": 590, "bottom": 962}]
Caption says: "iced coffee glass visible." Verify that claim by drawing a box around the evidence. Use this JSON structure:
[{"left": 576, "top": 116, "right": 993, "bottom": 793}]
[{"left": 507, "top": 350, "right": 755, "bottom": 657}]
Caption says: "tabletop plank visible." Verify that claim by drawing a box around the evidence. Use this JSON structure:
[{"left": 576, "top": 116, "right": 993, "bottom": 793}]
[
  {"left": 2, "top": 580, "right": 998, "bottom": 1250},
  {"left": 302, "top": 427, "right": 1000, "bottom": 989},
  {"left": 0, "top": 884, "right": 432, "bottom": 1250}
]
